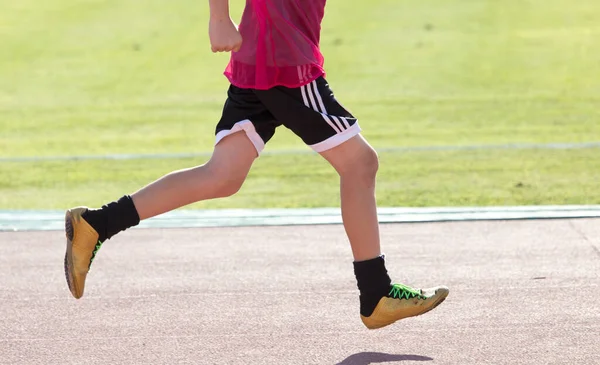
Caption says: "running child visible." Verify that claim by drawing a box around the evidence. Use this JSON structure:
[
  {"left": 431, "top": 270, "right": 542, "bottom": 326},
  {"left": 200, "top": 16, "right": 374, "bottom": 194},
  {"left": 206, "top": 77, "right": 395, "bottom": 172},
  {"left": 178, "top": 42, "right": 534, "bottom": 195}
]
[{"left": 64, "top": 0, "right": 449, "bottom": 329}]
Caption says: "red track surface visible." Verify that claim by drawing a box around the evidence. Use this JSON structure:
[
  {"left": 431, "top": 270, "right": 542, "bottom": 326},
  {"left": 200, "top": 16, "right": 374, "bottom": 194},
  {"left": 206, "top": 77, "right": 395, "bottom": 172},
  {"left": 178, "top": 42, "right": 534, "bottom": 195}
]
[{"left": 1, "top": 219, "right": 599, "bottom": 364}]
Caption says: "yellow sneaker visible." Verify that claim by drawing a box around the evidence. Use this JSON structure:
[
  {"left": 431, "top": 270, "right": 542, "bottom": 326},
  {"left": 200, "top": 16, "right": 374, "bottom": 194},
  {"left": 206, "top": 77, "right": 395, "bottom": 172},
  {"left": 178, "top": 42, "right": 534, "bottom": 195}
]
[
  {"left": 64, "top": 207, "right": 103, "bottom": 299},
  {"left": 361, "top": 284, "right": 449, "bottom": 330}
]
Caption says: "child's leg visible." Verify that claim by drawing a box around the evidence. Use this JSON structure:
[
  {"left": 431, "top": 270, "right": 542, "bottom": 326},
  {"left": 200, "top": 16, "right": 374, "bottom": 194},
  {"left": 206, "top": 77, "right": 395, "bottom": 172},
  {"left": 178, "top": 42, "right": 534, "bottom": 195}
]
[
  {"left": 318, "top": 134, "right": 393, "bottom": 316},
  {"left": 132, "top": 131, "right": 257, "bottom": 220},
  {"left": 320, "top": 134, "right": 448, "bottom": 329},
  {"left": 319, "top": 134, "right": 380, "bottom": 262},
  {"left": 63, "top": 131, "right": 258, "bottom": 299},
  {"left": 251, "top": 77, "right": 448, "bottom": 329},
  {"left": 82, "top": 131, "right": 257, "bottom": 243},
  {"left": 64, "top": 84, "right": 278, "bottom": 299}
]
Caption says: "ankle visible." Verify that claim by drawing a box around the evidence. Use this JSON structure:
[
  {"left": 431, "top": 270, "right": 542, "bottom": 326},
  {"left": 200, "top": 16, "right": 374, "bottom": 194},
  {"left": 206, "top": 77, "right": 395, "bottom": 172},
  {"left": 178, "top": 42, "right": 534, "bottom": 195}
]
[
  {"left": 353, "top": 255, "right": 392, "bottom": 317},
  {"left": 82, "top": 208, "right": 108, "bottom": 242},
  {"left": 353, "top": 255, "right": 391, "bottom": 292},
  {"left": 359, "top": 286, "right": 391, "bottom": 317},
  {"left": 81, "top": 195, "right": 140, "bottom": 242}
]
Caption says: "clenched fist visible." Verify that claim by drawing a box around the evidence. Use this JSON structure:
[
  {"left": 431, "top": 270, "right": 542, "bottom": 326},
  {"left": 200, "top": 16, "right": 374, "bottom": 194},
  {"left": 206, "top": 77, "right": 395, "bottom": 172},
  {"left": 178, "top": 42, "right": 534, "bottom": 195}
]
[{"left": 209, "top": 18, "right": 242, "bottom": 53}]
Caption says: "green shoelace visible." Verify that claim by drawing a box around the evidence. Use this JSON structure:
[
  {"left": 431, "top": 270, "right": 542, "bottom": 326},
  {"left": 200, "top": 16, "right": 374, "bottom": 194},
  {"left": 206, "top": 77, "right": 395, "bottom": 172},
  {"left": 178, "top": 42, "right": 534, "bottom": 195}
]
[
  {"left": 88, "top": 240, "right": 104, "bottom": 270},
  {"left": 388, "top": 283, "right": 426, "bottom": 300}
]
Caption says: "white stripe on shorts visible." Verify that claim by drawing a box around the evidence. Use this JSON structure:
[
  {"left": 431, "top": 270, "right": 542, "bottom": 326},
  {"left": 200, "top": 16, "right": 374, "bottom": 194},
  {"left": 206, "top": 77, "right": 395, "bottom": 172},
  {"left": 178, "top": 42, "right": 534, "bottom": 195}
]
[
  {"left": 330, "top": 116, "right": 346, "bottom": 132},
  {"left": 340, "top": 117, "right": 351, "bottom": 129},
  {"left": 300, "top": 84, "right": 310, "bottom": 109},
  {"left": 301, "top": 84, "right": 342, "bottom": 134},
  {"left": 305, "top": 83, "right": 319, "bottom": 112},
  {"left": 310, "top": 81, "right": 346, "bottom": 131},
  {"left": 311, "top": 81, "right": 328, "bottom": 114}
]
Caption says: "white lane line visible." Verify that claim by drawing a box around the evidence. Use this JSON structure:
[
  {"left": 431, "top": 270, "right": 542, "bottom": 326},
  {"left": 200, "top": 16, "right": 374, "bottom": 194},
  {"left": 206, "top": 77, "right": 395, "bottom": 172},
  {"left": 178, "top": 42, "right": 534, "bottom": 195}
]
[
  {"left": 2, "top": 206, "right": 600, "bottom": 232},
  {"left": 2, "top": 141, "right": 600, "bottom": 163}
]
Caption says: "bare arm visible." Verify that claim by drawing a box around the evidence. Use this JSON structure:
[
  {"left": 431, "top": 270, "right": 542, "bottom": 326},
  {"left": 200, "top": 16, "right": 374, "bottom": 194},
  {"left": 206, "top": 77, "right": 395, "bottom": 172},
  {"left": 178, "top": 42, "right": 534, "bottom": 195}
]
[
  {"left": 209, "top": 0, "right": 231, "bottom": 21},
  {"left": 208, "top": 0, "right": 242, "bottom": 53}
]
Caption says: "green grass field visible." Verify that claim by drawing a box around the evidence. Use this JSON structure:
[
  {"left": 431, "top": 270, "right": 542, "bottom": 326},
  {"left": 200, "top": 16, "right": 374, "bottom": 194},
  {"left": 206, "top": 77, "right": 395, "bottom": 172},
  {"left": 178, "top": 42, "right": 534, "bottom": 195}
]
[{"left": 1, "top": 0, "right": 600, "bottom": 209}]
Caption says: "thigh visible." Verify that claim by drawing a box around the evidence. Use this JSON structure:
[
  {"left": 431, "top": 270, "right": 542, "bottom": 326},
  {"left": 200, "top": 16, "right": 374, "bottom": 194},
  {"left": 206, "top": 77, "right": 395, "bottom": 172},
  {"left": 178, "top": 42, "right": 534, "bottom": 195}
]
[
  {"left": 216, "top": 85, "right": 281, "bottom": 155},
  {"left": 253, "top": 77, "right": 362, "bottom": 153},
  {"left": 207, "top": 130, "right": 258, "bottom": 181}
]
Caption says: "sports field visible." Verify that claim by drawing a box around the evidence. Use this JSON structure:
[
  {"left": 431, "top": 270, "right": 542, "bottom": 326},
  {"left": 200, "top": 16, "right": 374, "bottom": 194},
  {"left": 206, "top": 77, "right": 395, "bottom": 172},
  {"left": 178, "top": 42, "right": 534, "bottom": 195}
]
[{"left": 1, "top": 0, "right": 600, "bottom": 209}]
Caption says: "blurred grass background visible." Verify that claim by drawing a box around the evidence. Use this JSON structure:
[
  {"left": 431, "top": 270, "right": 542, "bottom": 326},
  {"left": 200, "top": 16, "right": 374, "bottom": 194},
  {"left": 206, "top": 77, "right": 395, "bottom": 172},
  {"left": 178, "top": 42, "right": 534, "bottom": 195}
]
[{"left": 1, "top": 0, "right": 599, "bottom": 209}]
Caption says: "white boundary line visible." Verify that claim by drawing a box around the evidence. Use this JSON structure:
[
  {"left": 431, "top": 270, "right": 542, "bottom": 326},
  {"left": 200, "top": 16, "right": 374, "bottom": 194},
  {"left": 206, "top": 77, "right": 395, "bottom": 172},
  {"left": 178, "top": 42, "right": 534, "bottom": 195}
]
[
  {"left": 1, "top": 206, "right": 600, "bottom": 232},
  {"left": 2, "top": 142, "right": 600, "bottom": 163}
]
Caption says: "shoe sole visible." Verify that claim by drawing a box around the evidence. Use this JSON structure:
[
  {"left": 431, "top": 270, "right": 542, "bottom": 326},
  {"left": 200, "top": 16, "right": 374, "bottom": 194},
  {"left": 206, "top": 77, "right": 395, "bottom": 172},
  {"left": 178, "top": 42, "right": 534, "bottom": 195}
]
[
  {"left": 420, "top": 294, "right": 447, "bottom": 316},
  {"left": 64, "top": 210, "right": 78, "bottom": 298}
]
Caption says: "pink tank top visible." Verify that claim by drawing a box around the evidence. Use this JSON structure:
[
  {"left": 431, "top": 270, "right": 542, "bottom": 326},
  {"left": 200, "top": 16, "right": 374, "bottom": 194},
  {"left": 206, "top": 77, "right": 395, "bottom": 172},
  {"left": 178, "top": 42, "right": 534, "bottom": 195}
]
[{"left": 224, "top": 0, "right": 326, "bottom": 90}]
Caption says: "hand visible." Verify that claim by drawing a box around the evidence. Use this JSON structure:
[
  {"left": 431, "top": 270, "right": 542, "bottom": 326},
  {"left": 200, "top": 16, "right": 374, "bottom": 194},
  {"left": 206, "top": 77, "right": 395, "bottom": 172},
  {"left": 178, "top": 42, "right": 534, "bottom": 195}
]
[{"left": 209, "top": 18, "right": 242, "bottom": 53}]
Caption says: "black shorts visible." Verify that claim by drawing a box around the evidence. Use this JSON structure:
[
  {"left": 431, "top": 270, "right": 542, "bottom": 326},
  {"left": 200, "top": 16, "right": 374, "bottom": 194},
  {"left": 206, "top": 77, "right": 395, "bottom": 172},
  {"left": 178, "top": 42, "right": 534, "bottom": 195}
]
[{"left": 215, "top": 77, "right": 361, "bottom": 154}]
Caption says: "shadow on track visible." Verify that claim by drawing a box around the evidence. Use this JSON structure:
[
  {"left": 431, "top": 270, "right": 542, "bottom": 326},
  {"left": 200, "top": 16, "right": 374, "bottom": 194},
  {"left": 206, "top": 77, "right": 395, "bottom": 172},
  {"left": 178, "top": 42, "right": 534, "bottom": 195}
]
[{"left": 336, "top": 352, "right": 433, "bottom": 364}]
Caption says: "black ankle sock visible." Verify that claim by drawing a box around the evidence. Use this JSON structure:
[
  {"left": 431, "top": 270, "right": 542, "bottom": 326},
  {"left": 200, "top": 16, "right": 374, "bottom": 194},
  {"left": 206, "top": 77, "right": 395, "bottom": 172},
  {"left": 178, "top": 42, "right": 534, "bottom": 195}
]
[
  {"left": 82, "top": 195, "right": 140, "bottom": 242},
  {"left": 353, "top": 255, "right": 392, "bottom": 317}
]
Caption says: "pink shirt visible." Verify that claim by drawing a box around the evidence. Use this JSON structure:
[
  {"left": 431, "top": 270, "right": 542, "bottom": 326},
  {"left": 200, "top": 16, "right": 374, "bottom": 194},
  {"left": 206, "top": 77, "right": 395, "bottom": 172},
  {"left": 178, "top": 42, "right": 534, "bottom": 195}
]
[{"left": 224, "top": 0, "right": 326, "bottom": 90}]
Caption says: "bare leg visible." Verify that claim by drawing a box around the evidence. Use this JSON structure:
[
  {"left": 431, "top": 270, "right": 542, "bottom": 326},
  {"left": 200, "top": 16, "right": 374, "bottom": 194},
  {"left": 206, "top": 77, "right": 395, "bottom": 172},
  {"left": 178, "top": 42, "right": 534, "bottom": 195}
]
[
  {"left": 132, "top": 131, "right": 257, "bottom": 219},
  {"left": 64, "top": 130, "right": 258, "bottom": 299},
  {"left": 319, "top": 135, "right": 381, "bottom": 261}
]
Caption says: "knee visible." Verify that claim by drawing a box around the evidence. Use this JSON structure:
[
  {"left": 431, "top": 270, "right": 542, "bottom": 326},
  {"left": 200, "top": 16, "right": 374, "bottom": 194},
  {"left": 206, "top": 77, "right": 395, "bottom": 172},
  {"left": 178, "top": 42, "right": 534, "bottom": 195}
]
[
  {"left": 213, "top": 174, "right": 245, "bottom": 198},
  {"left": 358, "top": 146, "right": 380, "bottom": 180},
  {"left": 206, "top": 165, "right": 247, "bottom": 198},
  {"left": 340, "top": 145, "right": 379, "bottom": 183}
]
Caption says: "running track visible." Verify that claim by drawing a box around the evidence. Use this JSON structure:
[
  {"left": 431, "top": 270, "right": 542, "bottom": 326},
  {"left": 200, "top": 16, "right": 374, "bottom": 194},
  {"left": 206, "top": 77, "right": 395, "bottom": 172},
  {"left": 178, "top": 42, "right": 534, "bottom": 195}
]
[{"left": 1, "top": 219, "right": 599, "bottom": 364}]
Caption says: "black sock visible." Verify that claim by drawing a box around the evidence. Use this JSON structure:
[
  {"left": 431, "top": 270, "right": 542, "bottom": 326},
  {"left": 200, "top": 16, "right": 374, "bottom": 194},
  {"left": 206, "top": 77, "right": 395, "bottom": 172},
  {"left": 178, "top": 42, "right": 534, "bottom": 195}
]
[
  {"left": 353, "top": 255, "right": 392, "bottom": 317},
  {"left": 82, "top": 195, "right": 140, "bottom": 242}
]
